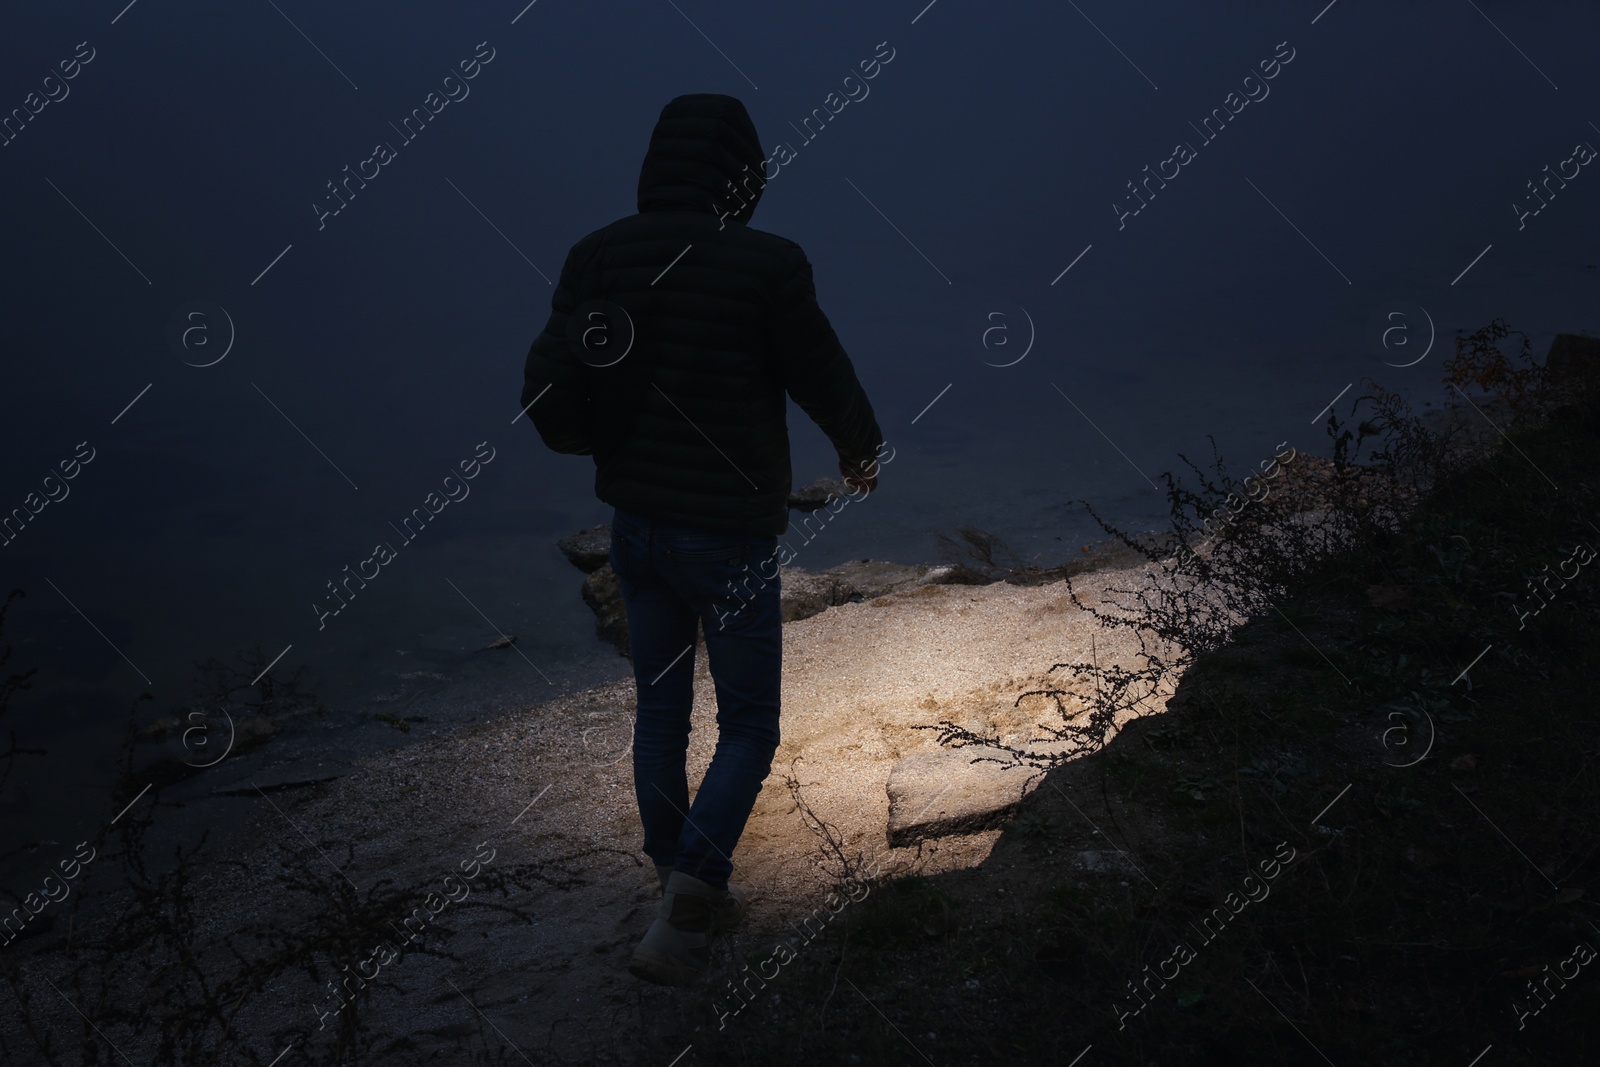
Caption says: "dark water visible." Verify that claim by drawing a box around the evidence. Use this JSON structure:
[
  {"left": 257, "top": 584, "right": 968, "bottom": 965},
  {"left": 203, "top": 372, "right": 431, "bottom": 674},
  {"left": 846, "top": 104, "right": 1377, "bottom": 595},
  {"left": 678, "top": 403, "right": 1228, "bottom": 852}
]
[{"left": 1, "top": 0, "right": 1597, "bottom": 856}]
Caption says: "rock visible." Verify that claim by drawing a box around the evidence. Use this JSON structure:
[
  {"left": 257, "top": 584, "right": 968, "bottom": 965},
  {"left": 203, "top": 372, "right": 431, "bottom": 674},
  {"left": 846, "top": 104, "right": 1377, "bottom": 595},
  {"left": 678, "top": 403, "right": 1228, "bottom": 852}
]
[
  {"left": 582, "top": 564, "right": 631, "bottom": 658},
  {"left": 885, "top": 748, "right": 1042, "bottom": 847},
  {"left": 779, "top": 560, "right": 977, "bottom": 623},
  {"left": 779, "top": 566, "right": 856, "bottom": 623},
  {"left": 558, "top": 525, "right": 612, "bottom": 573},
  {"left": 822, "top": 559, "right": 931, "bottom": 599},
  {"left": 913, "top": 564, "right": 960, "bottom": 587},
  {"left": 787, "top": 478, "right": 848, "bottom": 512}
]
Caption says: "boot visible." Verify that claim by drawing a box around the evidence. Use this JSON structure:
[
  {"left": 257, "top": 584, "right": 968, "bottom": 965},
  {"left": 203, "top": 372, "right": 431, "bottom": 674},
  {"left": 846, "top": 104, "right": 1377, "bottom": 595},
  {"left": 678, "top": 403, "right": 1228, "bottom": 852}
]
[{"left": 630, "top": 870, "right": 724, "bottom": 985}]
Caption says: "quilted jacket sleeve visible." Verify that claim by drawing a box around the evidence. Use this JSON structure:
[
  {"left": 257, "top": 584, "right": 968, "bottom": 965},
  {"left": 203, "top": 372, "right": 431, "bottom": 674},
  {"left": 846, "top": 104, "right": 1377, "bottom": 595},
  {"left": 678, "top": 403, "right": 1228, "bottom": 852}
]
[
  {"left": 521, "top": 242, "right": 593, "bottom": 456},
  {"left": 769, "top": 250, "right": 883, "bottom": 468}
]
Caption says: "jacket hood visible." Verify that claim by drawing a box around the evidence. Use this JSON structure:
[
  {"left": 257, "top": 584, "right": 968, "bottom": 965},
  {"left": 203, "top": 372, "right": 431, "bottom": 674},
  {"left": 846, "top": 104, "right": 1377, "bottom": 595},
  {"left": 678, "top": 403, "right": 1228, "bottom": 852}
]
[{"left": 637, "top": 94, "right": 766, "bottom": 224}]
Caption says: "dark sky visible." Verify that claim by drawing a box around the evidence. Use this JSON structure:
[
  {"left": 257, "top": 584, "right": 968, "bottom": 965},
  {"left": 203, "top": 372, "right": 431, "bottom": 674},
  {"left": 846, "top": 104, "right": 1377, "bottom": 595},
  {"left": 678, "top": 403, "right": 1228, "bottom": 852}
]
[{"left": 1, "top": 0, "right": 1597, "bottom": 836}]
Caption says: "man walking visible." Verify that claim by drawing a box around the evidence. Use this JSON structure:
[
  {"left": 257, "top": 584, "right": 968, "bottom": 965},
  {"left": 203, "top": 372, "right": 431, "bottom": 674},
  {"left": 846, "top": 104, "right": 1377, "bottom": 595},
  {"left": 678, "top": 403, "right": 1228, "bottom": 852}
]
[{"left": 519, "top": 93, "right": 885, "bottom": 985}]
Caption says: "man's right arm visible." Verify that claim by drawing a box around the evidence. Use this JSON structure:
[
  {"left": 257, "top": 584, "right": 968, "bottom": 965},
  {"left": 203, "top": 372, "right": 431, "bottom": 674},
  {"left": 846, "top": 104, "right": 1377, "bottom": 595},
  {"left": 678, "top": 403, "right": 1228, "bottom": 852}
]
[{"left": 768, "top": 249, "right": 883, "bottom": 474}]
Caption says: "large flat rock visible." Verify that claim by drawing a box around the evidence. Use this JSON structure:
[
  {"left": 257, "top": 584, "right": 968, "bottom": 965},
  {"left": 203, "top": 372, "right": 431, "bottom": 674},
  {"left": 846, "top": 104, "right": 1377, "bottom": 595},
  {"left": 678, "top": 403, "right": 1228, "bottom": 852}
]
[
  {"left": 558, "top": 525, "right": 612, "bottom": 573},
  {"left": 885, "top": 748, "right": 1043, "bottom": 847}
]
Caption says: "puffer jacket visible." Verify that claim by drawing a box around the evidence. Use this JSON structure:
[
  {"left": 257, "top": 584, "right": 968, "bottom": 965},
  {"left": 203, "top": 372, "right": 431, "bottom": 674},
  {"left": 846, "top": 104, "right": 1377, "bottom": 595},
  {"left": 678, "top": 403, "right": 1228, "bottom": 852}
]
[{"left": 520, "top": 93, "right": 883, "bottom": 536}]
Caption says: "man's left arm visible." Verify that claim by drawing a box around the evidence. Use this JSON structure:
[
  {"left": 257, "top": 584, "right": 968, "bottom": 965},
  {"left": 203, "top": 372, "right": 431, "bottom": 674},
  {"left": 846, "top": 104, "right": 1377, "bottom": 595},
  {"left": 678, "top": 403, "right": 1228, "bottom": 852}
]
[{"left": 520, "top": 241, "right": 594, "bottom": 455}]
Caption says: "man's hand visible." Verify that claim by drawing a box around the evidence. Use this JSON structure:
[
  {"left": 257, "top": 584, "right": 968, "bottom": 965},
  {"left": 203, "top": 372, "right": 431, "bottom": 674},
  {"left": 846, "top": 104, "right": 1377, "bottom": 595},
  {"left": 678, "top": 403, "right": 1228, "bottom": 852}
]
[{"left": 838, "top": 455, "right": 879, "bottom": 496}]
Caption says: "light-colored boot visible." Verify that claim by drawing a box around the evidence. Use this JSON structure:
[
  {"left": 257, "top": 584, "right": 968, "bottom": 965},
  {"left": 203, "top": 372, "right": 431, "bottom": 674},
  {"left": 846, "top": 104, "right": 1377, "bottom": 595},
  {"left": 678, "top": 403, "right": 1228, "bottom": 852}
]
[{"left": 630, "top": 870, "right": 723, "bottom": 985}]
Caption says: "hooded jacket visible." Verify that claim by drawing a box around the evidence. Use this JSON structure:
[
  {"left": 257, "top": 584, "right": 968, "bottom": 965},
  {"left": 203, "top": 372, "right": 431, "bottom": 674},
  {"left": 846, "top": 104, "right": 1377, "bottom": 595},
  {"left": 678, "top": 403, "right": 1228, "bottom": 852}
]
[{"left": 520, "top": 93, "right": 884, "bottom": 536}]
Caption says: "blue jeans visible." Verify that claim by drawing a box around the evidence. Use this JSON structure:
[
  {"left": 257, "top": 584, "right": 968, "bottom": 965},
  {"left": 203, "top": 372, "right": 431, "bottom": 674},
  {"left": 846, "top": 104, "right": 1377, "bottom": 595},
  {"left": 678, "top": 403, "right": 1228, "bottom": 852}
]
[{"left": 608, "top": 506, "right": 782, "bottom": 891}]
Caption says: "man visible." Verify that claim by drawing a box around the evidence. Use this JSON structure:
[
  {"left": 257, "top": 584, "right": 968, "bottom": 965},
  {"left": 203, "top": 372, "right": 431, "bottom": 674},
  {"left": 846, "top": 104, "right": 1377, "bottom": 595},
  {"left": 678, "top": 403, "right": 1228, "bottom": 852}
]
[{"left": 519, "top": 93, "right": 886, "bottom": 985}]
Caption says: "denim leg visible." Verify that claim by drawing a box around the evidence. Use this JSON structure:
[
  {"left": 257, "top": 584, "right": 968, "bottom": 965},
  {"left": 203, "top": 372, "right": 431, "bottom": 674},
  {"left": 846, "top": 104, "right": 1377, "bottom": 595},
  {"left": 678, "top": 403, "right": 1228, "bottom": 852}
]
[
  {"left": 609, "top": 509, "right": 781, "bottom": 891},
  {"left": 610, "top": 513, "right": 700, "bottom": 872},
  {"left": 674, "top": 560, "right": 782, "bottom": 889}
]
